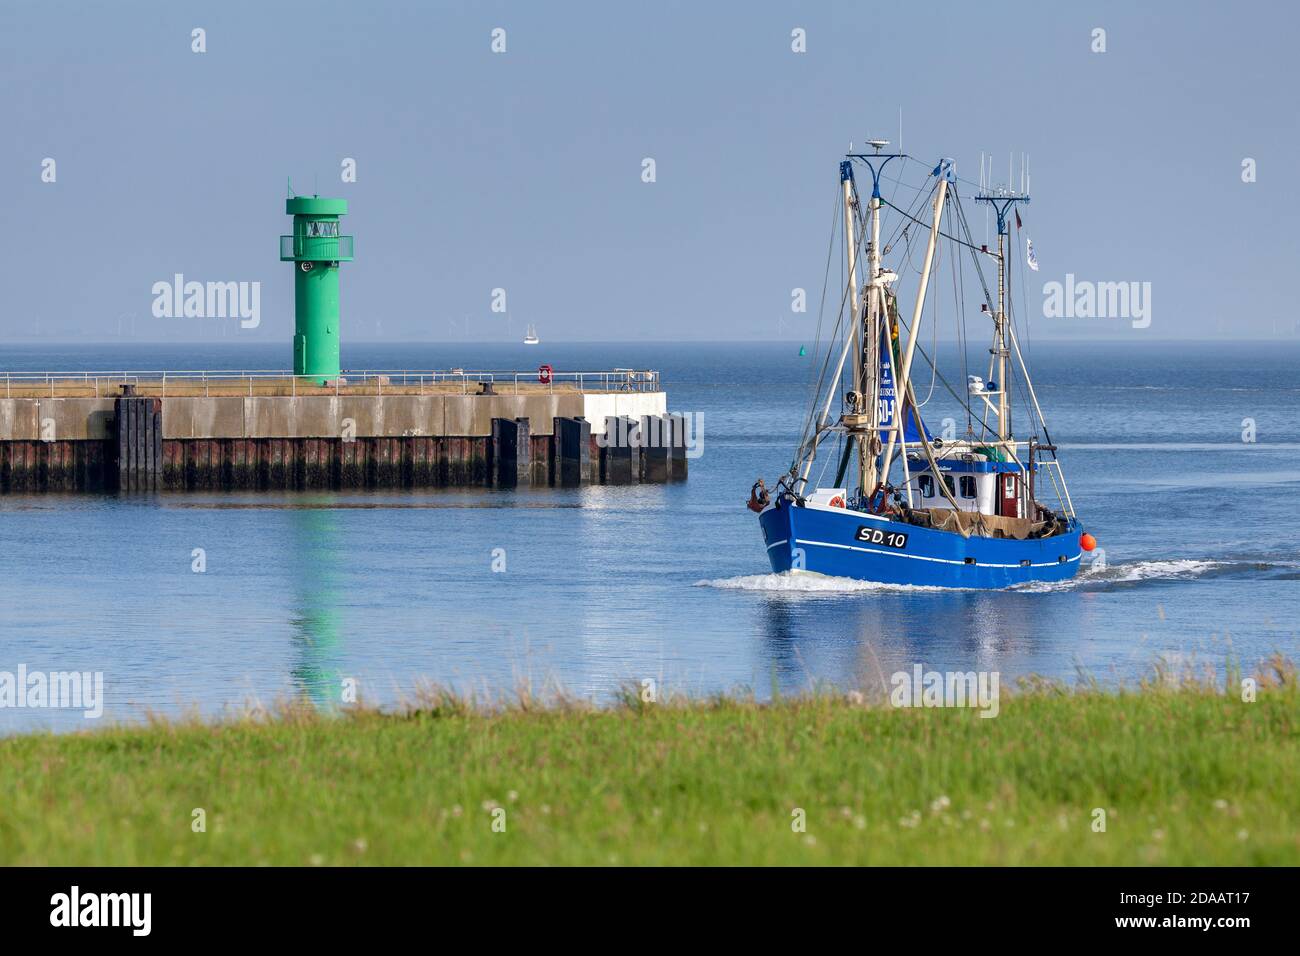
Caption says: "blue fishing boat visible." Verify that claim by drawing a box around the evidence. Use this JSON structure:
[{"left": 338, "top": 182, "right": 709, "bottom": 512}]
[{"left": 749, "top": 143, "right": 1092, "bottom": 589}]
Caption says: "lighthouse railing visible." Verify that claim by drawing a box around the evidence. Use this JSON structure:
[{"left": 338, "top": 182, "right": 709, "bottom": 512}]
[{"left": 279, "top": 235, "right": 355, "bottom": 261}]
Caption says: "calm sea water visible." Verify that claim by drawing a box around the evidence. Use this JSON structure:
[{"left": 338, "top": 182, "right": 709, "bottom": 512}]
[{"left": 2, "top": 340, "right": 1298, "bottom": 732}]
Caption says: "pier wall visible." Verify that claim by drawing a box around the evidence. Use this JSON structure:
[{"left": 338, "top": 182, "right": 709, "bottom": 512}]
[{"left": 0, "top": 392, "right": 682, "bottom": 493}]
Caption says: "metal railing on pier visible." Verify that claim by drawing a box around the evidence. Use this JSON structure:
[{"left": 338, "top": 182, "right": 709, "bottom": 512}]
[{"left": 0, "top": 368, "right": 661, "bottom": 399}]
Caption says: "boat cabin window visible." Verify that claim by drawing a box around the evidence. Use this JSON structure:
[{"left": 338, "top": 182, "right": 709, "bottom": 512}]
[
  {"left": 943, "top": 475, "right": 955, "bottom": 497},
  {"left": 918, "top": 475, "right": 934, "bottom": 499},
  {"left": 959, "top": 476, "right": 977, "bottom": 499}
]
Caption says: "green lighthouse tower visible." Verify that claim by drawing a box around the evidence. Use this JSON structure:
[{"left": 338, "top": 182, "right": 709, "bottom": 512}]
[{"left": 280, "top": 196, "right": 353, "bottom": 380}]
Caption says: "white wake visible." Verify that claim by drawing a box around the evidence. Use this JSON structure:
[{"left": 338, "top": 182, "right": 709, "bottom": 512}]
[
  {"left": 695, "top": 572, "right": 949, "bottom": 594},
  {"left": 699, "top": 559, "right": 1233, "bottom": 595},
  {"left": 1012, "top": 558, "right": 1227, "bottom": 592}
]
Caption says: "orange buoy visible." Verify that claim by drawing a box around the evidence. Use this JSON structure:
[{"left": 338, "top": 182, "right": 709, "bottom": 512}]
[{"left": 1080, "top": 533, "right": 1097, "bottom": 552}]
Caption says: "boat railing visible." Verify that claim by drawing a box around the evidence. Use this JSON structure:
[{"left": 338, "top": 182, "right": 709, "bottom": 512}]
[{"left": 1038, "top": 458, "right": 1076, "bottom": 520}]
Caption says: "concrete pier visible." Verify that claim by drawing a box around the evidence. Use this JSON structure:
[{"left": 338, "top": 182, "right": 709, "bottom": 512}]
[{"left": 0, "top": 370, "right": 684, "bottom": 493}]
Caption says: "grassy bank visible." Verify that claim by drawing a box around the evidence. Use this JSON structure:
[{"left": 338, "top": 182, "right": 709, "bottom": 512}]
[{"left": 1, "top": 673, "right": 1297, "bottom": 865}]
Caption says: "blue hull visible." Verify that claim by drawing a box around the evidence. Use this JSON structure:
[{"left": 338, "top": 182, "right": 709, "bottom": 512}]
[{"left": 758, "top": 498, "right": 1081, "bottom": 589}]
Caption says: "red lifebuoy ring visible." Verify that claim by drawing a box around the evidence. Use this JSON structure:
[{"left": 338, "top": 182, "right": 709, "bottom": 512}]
[
  {"left": 538, "top": 364, "right": 553, "bottom": 385},
  {"left": 828, "top": 495, "right": 846, "bottom": 508}
]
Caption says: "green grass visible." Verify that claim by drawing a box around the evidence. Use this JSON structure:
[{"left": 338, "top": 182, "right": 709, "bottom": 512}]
[{"left": 1, "top": 668, "right": 1298, "bottom": 865}]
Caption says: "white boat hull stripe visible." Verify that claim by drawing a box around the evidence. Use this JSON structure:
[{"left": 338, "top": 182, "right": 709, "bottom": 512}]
[{"left": 793, "top": 538, "right": 1081, "bottom": 569}]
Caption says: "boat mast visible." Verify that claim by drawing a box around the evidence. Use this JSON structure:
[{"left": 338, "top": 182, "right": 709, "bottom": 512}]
[
  {"left": 840, "top": 160, "right": 862, "bottom": 492},
  {"left": 844, "top": 141, "right": 903, "bottom": 497},
  {"left": 862, "top": 163, "right": 883, "bottom": 492},
  {"left": 996, "top": 229, "right": 1009, "bottom": 442},
  {"left": 795, "top": 160, "right": 865, "bottom": 493}
]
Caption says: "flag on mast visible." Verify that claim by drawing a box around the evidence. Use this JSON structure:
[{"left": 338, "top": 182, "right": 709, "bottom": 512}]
[{"left": 1026, "top": 238, "right": 1039, "bottom": 272}]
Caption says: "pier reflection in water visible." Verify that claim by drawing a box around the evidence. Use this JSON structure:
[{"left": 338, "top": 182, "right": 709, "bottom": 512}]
[{"left": 286, "top": 503, "right": 345, "bottom": 708}]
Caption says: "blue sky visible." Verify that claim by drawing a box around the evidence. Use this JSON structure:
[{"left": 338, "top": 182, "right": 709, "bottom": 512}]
[{"left": 2, "top": 0, "right": 1295, "bottom": 343}]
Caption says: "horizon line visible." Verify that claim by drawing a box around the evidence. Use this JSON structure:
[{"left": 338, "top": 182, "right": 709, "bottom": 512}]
[{"left": 3, "top": 336, "right": 1299, "bottom": 347}]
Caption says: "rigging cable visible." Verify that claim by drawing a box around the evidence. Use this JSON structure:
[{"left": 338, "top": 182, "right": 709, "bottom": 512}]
[
  {"left": 1014, "top": 213, "right": 1037, "bottom": 440},
  {"left": 1004, "top": 216, "right": 1036, "bottom": 445},
  {"left": 789, "top": 180, "right": 871, "bottom": 478},
  {"left": 914, "top": 235, "right": 941, "bottom": 408},
  {"left": 880, "top": 194, "right": 994, "bottom": 258},
  {"left": 954, "top": 217, "right": 973, "bottom": 435},
  {"left": 948, "top": 186, "right": 1001, "bottom": 439},
  {"left": 789, "top": 186, "right": 847, "bottom": 475},
  {"left": 888, "top": 268, "right": 991, "bottom": 439}
]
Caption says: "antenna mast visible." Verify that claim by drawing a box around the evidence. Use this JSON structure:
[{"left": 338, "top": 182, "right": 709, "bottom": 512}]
[{"left": 974, "top": 162, "right": 1030, "bottom": 448}]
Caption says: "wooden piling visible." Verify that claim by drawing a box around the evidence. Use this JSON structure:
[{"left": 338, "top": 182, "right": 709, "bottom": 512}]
[
  {"left": 113, "top": 394, "right": 162, "bottom": 491},
  {"left": 554, "top": 417, "right": 591, "bottom": 487},
  {"left": 602, "top": 416, "right": 634, "bottom": 484},
  {"left": 643, "top": 414, "right": 671, "bottom": 482},
  {"left": 492, "top": 418, "right": 520, "bottom": 488},
  {"left": 669, "top": 413, "right": 689, "bottom": 481}
]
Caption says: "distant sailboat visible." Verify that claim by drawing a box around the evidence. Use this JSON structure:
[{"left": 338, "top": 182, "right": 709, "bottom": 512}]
[{"left": 523, "top": 323, "right": 540, "bottom": 345}]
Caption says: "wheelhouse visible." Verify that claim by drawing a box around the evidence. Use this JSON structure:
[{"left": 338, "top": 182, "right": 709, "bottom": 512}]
[{"left": 903, "top": 451, "right": 1030, "bottom": 519}]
